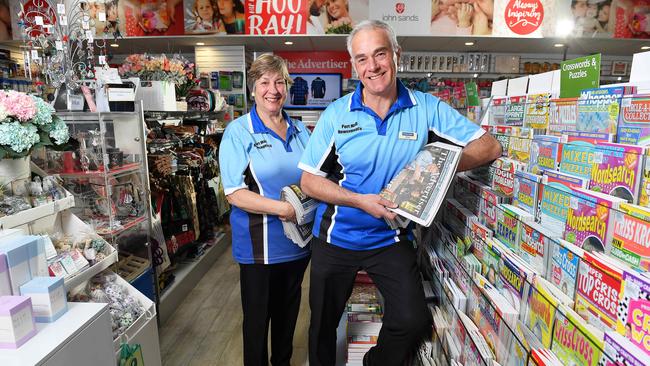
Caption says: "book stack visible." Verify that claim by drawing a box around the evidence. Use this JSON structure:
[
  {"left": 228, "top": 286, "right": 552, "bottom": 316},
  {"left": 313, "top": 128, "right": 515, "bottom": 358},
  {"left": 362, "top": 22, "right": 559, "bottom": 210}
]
[{"left": 345, "top": 279, "right": 383, "bottom": 366}]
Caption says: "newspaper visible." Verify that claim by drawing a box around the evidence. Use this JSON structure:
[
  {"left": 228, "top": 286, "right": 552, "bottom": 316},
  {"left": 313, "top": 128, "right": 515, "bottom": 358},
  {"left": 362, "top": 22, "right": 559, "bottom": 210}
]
[
  {"left": 280, "top": 184, "right": 318, "bottom": 247},
  {"left": 380, "top": 142, "right": 463, "bottom": 227}
]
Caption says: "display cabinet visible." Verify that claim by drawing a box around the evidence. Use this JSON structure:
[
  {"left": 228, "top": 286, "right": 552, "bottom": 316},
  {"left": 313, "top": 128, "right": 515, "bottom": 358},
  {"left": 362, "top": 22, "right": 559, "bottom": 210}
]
[{"left": 32, "top": 102, "right": 157, "bottom": 302}]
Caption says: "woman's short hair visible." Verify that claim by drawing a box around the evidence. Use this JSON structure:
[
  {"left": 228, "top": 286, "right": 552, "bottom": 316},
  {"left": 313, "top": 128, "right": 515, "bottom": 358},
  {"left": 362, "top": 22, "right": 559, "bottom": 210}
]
[{"left": 248, "top": 53, "right": 293, "bottom": 91}]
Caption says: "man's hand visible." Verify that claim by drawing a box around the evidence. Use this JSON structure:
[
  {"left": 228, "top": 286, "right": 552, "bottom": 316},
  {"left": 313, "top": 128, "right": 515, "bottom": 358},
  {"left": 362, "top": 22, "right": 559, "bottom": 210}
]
[
  {"left": 356, "top": 194, "right": 398, "bottom": 220},
  {"left": 279, "top": 202, "right": 297, "bottom": 223},
  {"left": 471, "top": 4, "right": 491, "bottom": 35}
]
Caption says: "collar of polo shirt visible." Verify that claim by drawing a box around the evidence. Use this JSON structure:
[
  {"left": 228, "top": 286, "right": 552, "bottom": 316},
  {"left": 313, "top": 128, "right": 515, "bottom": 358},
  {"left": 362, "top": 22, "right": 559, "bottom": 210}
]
[
  {"left": 249, "top": 105, "right": 300, "bottom": 136},
  {"left": 349, "top": 79, "right": 417, "bottom": 112}
]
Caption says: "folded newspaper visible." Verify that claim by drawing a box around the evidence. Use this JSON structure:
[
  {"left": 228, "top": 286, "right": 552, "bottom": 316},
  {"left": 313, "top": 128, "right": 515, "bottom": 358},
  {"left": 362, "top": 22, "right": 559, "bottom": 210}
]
[
  {"left": 380, "top": 142, "right": 463, "bottom": 227},
  {"left": 280, "top": 184, "right": 318, "bottom": 247}
]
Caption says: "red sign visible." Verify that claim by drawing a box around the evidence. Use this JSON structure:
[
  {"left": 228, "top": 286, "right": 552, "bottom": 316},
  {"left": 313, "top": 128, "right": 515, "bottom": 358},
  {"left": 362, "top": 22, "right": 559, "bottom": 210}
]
[
  {"left": 275, "top": 51, "right": 352, "bottom": 78},
  {"left": 504, "top": 0, "right": 544, "bottom": 35},
  {"left": 395, "top": 3, "right": 405, "bottom": 14},
  {"left": 246, "top": 0, "right": 308, "bottom": 35}
]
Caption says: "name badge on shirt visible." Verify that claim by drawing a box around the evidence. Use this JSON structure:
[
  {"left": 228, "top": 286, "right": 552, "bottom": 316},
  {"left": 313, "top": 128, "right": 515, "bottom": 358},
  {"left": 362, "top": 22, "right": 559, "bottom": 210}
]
[{"left": 399, "top": 131, "right": 418, "bottom": 140}]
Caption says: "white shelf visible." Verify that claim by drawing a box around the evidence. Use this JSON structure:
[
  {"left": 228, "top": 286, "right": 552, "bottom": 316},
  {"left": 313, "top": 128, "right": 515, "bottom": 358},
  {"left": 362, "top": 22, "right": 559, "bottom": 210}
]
[
  {"left": 64, "top": 248, "right": 119, "bottom": 291},
  {"left": 0, "top": 303, "right": 115, "bottom": 366},
  {"left": 0, "top": 195, "right": 74, "bottom": 230}
]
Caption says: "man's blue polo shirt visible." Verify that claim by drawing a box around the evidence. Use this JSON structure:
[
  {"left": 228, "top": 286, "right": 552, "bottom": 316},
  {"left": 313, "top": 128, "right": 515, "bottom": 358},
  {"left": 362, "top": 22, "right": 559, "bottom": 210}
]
[
  {"left": 298, "top": 81, "right": 485, "bottom": 251},
  {"left": 219, "top": 106, "right": 311, "bottom": 264}
]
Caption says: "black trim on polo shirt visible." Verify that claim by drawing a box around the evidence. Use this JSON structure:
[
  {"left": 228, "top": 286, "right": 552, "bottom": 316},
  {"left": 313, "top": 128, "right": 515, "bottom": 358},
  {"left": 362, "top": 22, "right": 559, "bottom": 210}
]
[{"left": 244, "top": 165, "right": 265, "bottom": 264}]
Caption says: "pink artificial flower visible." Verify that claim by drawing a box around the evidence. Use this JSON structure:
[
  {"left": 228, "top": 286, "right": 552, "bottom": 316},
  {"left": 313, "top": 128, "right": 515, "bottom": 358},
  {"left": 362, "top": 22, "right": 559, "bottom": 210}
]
[{"left": 0, "top": 90, "right": 36, "bottom": 122}]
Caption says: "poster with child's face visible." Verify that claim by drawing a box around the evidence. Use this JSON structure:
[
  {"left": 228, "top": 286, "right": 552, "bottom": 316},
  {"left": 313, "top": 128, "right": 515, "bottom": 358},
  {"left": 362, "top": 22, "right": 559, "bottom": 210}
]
[{"left": 184, "top": 0, "right": 223, "bottom": 33}]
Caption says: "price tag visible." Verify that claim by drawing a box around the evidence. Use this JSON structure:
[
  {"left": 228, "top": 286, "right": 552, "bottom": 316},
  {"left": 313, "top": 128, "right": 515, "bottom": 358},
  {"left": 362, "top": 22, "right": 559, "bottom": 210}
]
[
  {"left": 34, "top": 16, "right": 44, "bottom": 25},
  {"left": 182, "top": 224, "right": 188, "bottom": 232},
  {"left": 31, "top": 50, "right": 39, "bottom": 60},
  {"left": 82, "top": 20, "right": 89, "bottom": 29},
  {"left": 59, "top": 16, "right": 68, "bottom": 26},
  {"left": 55, "top": 40, "right": 63, "bottom": 50},
  {"left": 85, "top": 30, "right": 94, "bottom": 43},
  {"left": 57, "top": 3, "right": 66, "bottom": 14},
  {"left": 98, "top": 55, "right": 106, "bottom": 65},
  {"left": 98, "top": 12, "right": 106, "bottom": 22}
]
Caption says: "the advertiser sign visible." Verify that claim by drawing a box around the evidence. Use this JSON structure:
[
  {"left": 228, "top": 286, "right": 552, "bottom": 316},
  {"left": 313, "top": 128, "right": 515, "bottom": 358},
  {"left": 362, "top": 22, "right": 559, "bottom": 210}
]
[
  {"left": 276, "top": 51, "right": 352, "bottom": 78},
  {"left": 246, "top": 0, "right": 308, "bottom": 34},
  {"left": 369, "top": 0, "right": 430, "bottom": 35}
]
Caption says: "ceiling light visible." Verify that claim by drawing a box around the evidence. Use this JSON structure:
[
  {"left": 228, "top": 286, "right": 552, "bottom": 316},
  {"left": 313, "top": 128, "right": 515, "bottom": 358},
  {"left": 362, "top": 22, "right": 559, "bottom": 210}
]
[
  {"left": 465, "top": 41, "right": 475, "bottom": 46},
  {"left": 556, "top": 19, "right": 575, "bottom": 37},
  {"left": 617, "top": 76, "right": 622, "bottom": 81},
  {"left": 642, "top": 46, "right": 650, "bottom": 50},
  {"left": 473, "top": 73, "right": 478, "bottom": 78},
  {"left": 109, "top": 43, "right": 119, "bottom": 48},
  {"left": 427, "top": 73, "right": 432, "bottom": 77},
  {"left": 284, "top": 41, "right": 294, "bottom": 45},
  {"left": 554, "top": 43, "right": 564, "bottom": 48},
  {"left": 196, "top": 42, "right": 205, "bottom": 46}
]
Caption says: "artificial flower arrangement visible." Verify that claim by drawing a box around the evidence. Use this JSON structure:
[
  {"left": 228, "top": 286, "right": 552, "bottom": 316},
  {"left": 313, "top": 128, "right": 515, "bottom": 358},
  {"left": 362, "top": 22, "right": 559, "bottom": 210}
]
[
  {"left": 325, "top": 17, "right": 353, "bottom": 34},
  {"left": 0, "top": 90, "right": 70, "bottom": 159},
  {"left": 174, "top": 58, "right": 199, "bottom": 100},
  {"left": 118, "top": 54, "right": 194, "bottom": 86}
]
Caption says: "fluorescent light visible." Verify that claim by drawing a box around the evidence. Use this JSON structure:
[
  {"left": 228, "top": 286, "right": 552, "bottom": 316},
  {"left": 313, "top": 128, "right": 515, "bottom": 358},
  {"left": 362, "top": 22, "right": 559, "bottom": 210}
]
[
  {"left": 554, "top": 43, "right": 564, "bottom": 47},
  {"left": 284, "top": 41, "right": 294, "bottom": 45},
  {"left": 464, "top": 41, "right": 474, "bottom": 46},
  {"left": 196, "top": 42, "right": 205, "bottom": 46},
  {"left": 642, "top": 46, "right": 650, "bottom": 50},
  {"left": 109, "top": 43, "right": 119, "bottom": 48}
]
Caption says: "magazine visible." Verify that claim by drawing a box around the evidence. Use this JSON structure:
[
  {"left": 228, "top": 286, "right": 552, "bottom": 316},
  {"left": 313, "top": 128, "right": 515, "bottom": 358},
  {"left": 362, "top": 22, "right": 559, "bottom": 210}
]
[
  {"left": 380, "top": 142, "right": 462, "bottom": 227},
  {"left": 280, "top": 184, "right": 318, "bottom": 247},
  {"left": 617, "top": 94, "right": 650, "bottom": 146}
]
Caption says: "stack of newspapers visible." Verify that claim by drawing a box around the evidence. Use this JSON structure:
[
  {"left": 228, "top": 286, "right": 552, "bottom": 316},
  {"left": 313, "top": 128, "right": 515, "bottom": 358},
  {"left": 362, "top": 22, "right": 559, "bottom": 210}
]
[{"left": 280, "top": 184, "right": 318, "bottom": 247}]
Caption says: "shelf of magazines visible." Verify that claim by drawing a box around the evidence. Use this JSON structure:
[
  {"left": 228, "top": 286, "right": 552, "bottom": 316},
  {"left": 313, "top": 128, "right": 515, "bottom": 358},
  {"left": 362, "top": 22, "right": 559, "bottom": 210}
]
[
  {"left": 478, "top": 89, "right": 649, "bottom": 142},
  {"left": 424, "top": 169, "right": 650, "bottom": 365},
  {"left": 421, "top": 219, "right": 630, "bottom": 366}
]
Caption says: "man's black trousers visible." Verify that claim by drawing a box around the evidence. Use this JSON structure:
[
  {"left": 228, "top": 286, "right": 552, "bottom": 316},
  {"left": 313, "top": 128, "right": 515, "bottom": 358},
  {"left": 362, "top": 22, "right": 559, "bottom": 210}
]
[
  {"left": 240, "top": 256, "right": 310, "bottom": 366},
  {"left": 308, "top": 237, "right": 431, "bottom": 366}
]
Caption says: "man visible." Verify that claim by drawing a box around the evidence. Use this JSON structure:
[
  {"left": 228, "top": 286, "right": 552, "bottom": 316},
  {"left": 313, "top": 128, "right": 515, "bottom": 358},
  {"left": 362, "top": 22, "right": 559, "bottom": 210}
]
[
  {"left": 299, "top": 20, "right": 502, "bottom": 366},
  {"left": 307, "top": 0, "right": 326, "bottom": 34}
]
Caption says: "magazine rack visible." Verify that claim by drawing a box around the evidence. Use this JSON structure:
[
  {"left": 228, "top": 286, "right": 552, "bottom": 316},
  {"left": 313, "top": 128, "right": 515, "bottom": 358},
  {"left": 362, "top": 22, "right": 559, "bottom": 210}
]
[{"left": 420, "top": 91, "right": 650, "bottom": 365}]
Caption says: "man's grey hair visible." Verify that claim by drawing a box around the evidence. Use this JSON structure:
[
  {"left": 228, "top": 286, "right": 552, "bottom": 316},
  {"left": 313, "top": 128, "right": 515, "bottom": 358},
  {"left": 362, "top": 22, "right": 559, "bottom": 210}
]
[{"left": 346, "top": 20, "right": 401, "bottom": 57}]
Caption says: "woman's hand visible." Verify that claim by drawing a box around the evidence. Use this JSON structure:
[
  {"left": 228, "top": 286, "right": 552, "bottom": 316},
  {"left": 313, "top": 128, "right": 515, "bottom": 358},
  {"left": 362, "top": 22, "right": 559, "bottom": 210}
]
[
  {"left": 279, "top": 202, "right": 297, "bottom": 223},
  {"left": 457, "top": 3, "right": 474, "bottom": 28}
]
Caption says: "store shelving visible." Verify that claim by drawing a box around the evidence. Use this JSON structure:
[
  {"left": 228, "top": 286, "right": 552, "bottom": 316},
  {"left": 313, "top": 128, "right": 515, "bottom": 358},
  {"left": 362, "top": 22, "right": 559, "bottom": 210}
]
[{"left": 0, "top": 194, "right": 74, "bottom": 230}]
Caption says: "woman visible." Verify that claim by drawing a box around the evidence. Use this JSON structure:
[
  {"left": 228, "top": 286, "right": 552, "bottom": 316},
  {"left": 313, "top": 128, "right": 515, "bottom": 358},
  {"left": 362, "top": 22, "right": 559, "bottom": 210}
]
[
  {"left": 325, "top": 0, "right": 350, "bottom": 23},
  {"left": 219, "top": 54, "right": 310, "bottom": 366},
  {"left": 217, "top": 0, "right": 245, "bottom": 34}
]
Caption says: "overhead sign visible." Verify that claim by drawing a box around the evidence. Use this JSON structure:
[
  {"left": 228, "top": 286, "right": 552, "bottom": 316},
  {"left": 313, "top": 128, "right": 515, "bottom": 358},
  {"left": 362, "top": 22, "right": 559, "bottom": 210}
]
[
  {"left": 276, "top": 51, "right": 352, "bottom": 78},
  {"left": 560, "top": 54, "right": 601, "bottom": 98}
]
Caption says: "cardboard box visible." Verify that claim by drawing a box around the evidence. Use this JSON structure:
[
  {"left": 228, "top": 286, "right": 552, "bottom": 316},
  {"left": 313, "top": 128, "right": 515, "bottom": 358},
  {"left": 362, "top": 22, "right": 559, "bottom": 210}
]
[
  {"left": 20, "top": 277, "right": 67, "bottom": 322},
  {"left": 0, "top": 296, "right": 37, "bottom": 348}
]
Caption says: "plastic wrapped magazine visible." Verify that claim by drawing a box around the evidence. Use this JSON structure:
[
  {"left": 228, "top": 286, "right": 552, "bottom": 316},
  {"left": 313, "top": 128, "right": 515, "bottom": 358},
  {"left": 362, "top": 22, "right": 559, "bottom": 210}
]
[
  {"left": 280, "top": 184, "right": 318, "bottom": 247},
  {"left": 381, "top": 142, "right": 463, "bottom": 226}
]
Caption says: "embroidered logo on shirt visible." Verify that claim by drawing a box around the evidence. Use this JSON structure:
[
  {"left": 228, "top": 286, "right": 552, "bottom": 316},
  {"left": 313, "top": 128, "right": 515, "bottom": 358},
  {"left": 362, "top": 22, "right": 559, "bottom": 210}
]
[
  {"left": 338, "top": 122, "right": 362, "bottom": 134},
  {"left": 254, "top": 140, "right": 272, "bottom": 149}
]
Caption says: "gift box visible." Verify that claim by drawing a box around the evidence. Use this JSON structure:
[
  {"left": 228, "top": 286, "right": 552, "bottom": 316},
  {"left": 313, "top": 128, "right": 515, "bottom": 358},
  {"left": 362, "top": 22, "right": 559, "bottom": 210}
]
[
  {"left": 0, "top": 296, "right": 37, "bottom": 348},
  {"left": 135, "top": 80, "right": 177, "bottom": 111},
  {"left": 27, "top": 237, "right": 48, "bottom": 278},
  {"left": 0, "top": 254, "right": 10, "bottom": 297},
  {"left": 20, "top": 277, "right": 67, "bottom": 322},
  {"left": 0, "top": 237, "right": 33, "bottom": 295}
]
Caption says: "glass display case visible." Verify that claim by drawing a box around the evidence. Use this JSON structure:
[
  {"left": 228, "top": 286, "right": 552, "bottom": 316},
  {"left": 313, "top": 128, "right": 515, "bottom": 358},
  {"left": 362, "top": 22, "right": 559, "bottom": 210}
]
[{"left": 32, "top": 102, "right": 157, "bottom": 302}]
